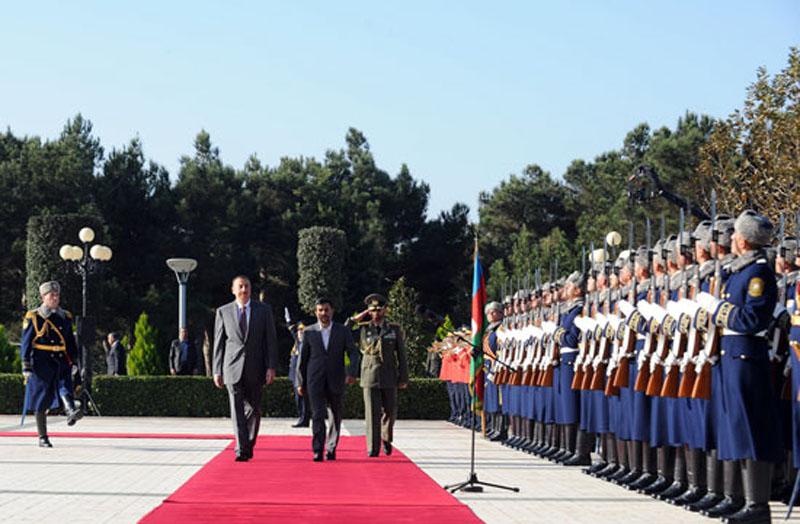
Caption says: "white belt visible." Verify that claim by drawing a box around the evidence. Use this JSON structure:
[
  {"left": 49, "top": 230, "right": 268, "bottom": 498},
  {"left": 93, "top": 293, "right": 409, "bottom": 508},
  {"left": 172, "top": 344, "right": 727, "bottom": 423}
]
[
  {"left": 560, "top": 348, "right": 579, "bottom": 354},
  {"left": 722, "top": 329, "right": 767, "bottom": 338}
]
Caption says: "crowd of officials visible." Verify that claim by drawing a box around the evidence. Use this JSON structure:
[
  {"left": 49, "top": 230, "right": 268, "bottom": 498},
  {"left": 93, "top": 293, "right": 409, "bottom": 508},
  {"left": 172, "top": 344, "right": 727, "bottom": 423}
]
[{"left": 437, "top": 209, "right": 800, "bottom": 524}]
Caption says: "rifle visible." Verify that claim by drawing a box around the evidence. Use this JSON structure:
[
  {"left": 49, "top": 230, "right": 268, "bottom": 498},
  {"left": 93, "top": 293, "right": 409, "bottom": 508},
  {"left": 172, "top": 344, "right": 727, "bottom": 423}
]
[
  {"left": 646, "top": 217, "right": 672, "bottom": 396},
  {"left": 770, "top": 212, "right": 790, "bottom": 394},
  {"left": 541, "top": 259, "right": 560, "bottom": 387},
  {"left": 661, "top": 208, "right": 690, "bottom": 398},
  {"left": 634, "top": 217, "right": 656, "bottom": 392},
  {"left": 573, "top": 247, "right": 588, "bottom": 389},
  {"left": 581, "top": 243, "right": 602, "bottom": 390},
  {"left": 591, "top": 239, "right": 613, "bottom": 391},
  {"left": 677, "top": 252, "right": 704, "bottom": 398},
  {"left": 692, "top": 190, "right": 721, "bottom": 400},
  {"left": 614, "top": 222, "right": 637, "bottom": 388}
]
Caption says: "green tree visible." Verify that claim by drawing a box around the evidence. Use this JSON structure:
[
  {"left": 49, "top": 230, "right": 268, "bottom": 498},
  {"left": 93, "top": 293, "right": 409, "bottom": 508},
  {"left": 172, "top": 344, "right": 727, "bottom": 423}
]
[
  {"left": 699, "top": 47, "right": 800, "bottom": 223},
  {"left": 0, "top": 325, "right": 19, "bottom": 373},
  {"left": 386, "top": 277, "right": 432, "bottom": 378},
  {"left": 128, "top": 312, "right": 163, "bottom": 375},
  {"left": 297, "top": 227, "right": 347, "bottom": 313}
]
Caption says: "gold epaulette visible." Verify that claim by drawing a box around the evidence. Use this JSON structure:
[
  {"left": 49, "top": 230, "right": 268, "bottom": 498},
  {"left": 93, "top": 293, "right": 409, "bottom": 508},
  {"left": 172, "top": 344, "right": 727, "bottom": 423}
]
[
  {"left": 64, "top": 310, "right": 73, "bottom": 320},
  {"left": 22, "top": 310, "right": 37, "bottom": 330}
]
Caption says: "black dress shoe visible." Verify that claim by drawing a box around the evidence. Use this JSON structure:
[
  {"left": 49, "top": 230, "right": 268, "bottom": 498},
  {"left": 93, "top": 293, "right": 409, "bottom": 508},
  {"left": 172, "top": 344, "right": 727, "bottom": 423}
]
[
  {"left": 313, "top": 452, "right": 324, "bottom": 462},
  {"left": 235, "top": 454, "right": 249, "bottom": 462},
  {"left": 606, "top": 466, "right": 631, "bottom": 484},
  {"left": 582, "top": 460, "right": 608, "bottom": 475},
  {"left": 653, "top": 480, "right": 687, "bottom": 501},
  {"left": 563, "top": 454, "right": 592, "bottom": 466},
  {"left": 326, "top": 450, "right": 336, "bottom": 461},
  {"left": 701, "top": 495, "right": 745, "bottom": 518},
  {"left": 594, "top": 463, "right": 622, "bottom": 479},
  {"left": 38, "top": 436, "right": 52, "bottom": 448},
  {"left": 625, "top": 472, "right": 657, "bottom": 491},
  {"left": 367, "top": 451, "right": 379, "bottom": 458},
  {"left": 382, "top": 441, "right": 392, "bottom": 456},
  {"left": 637, "top": 475, "right": 673, "bottom": 495},
  {"left": 66, "top": 408, "right": 83, "bottom": 427},
  {"left": 291, "top": 420, "right": 310, "bottom": 428},
  {"left": 614, "top": 469, "right": 643, "bottom": 486},
  {"left": 669, "top": 485, "right": 705, "bottom": 506},
  {"left": 684, "top": 491, "right": 724, "bottom": 512},
  {"left": 720, "top": 502, "right": 771, "bottom": 524}
]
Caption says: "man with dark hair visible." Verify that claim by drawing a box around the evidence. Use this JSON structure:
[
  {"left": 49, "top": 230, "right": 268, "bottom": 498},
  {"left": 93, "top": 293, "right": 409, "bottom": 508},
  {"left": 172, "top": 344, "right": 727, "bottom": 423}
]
[
  {"left": 297, "top": 298, "right": 359, "bottom": 462},
  {"left": 170, "top": 328, "right": 197, "bottom": 376},
  {"left": 106, "top": 331, "right": 127, "bottom": 376},
  {"left": 213, "top": 275, "right": 279, "bottom": 462}
]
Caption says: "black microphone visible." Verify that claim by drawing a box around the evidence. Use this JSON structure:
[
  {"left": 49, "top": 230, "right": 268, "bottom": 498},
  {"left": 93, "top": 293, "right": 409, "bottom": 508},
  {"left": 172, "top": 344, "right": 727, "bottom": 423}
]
[{"left": 416, "top": 305, "right": 446, "bottom": 324}]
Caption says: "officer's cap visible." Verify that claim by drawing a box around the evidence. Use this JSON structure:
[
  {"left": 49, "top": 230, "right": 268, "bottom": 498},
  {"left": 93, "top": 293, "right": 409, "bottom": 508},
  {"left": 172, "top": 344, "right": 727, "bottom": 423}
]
[
  {"left": 634, "top": 246, "right": 651, "bottom": 268},
  {"left": 364, "top": 293, "right": 388, "bottom": 310},
  {"left": 566, "top": 271, "right": 585, "bottom": 288},
  {"left": 694, "top": 220, "right": 712, "bottom": 251},
  {"left": 484, "top": 301, "right": 503, "bottom": 315},
  {"left": 39, "top": 281, "right": 60, "bottom": 296},
  {"left": 734, "top": 210, "right": 773, "bottom": 248}
]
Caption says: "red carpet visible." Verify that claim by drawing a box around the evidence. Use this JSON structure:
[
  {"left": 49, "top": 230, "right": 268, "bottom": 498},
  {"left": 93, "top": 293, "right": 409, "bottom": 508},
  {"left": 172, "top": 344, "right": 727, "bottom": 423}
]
[
  {"left": 0, "top": 432, "right": 232, "bottom": 439},
  {"left": 140, "top": 435, "right": 483, "bottom": 523}
]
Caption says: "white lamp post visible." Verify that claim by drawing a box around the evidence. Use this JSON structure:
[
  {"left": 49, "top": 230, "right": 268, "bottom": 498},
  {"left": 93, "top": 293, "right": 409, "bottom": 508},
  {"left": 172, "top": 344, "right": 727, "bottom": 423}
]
[{"left": 166, "top": 258, "right": 197, "bottom": 336}]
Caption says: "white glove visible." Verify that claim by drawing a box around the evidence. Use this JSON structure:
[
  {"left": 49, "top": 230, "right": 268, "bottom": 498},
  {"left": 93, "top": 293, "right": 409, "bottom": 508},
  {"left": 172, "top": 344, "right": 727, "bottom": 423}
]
[
  {"left": 666, "top": 300, "right": 683, "bottom": 322},
  {"left": 541, "top": 321, "right": 557, "bottom": 335},
  {"left": 638, "top": 301, "right": 654, "bottom": 320},
  {"left": 574, "top": 316, "right": 596, "bottom": 333},
  {"left": 696, "top": 292, "right": 721, "bottom": 314},
  {"left": 595, "top": 313, "right": 608, "bottom": 329},
  {"left": 71, "top": 365, "right": 79, "bottom": 375},
  {"left": 678, "top": 298, "right": 701, "bottom": 318},
  {"left": 22, "top": 369, "right": 32, "bottom": 379},
  {"left": 648, "top": 303, "right": 670, "bottom": 326},
  {"left": 617, "top": 300, "right": 634, "bottom": 318}
]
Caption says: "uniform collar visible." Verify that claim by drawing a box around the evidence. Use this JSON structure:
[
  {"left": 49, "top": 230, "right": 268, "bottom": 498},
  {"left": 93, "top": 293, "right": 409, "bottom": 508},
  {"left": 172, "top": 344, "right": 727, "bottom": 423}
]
[
  {"left": 728, "top": 249, "right": 764, "bottom": 274},
  {"left": 37, "top": 305, "right": 64, "bottom": 319}
]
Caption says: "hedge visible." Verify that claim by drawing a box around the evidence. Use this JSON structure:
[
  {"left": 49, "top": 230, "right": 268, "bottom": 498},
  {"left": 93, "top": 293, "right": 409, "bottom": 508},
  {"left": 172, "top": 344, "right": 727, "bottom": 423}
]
[
  {"left": 0, "top": 374, "right": 449, "bottom": 419},
  {"left": 297, "top": 226, "right": 347, "bottom": 313}
]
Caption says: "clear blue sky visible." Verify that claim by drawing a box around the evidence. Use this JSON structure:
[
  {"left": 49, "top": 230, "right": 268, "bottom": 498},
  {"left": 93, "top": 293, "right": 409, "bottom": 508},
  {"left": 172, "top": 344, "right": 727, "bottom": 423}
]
[{"left": 2, "top": 1, "right": 798, "bottom": 220}]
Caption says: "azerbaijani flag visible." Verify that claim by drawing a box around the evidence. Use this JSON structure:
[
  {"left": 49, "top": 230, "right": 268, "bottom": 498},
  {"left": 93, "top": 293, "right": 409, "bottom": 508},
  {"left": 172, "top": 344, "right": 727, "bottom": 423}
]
[{"left": 470, "top": 238, "right": 486, "bottom": 412}]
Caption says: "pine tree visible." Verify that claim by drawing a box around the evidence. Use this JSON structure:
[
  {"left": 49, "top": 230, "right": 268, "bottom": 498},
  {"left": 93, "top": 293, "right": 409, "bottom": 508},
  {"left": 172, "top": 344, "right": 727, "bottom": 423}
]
[{"left": 127, "top": 312, "right": 163, "bottom": 375}]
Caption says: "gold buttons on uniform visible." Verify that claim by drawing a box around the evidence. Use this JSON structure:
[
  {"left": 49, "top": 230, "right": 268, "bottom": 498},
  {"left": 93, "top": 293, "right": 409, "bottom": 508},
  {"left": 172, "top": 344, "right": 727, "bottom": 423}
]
[
  {"left": 720, "top": 350, "right": 726, "bottom": 355},
  {"left": 740, "top": 355, "right": 746, "bottom": 359}
]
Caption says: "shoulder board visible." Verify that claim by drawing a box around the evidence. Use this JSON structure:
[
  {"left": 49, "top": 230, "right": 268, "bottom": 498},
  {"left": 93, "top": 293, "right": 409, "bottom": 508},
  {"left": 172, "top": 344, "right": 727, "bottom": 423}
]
[
  {"left": 25, "top": 310, "right": 37, "bottom": 319},
  {"left": 64, "top": 310, "right": 73, "bottom": 319}
]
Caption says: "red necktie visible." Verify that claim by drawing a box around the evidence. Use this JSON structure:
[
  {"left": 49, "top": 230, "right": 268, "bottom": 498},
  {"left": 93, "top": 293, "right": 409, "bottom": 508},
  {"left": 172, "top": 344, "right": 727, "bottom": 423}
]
[{"left": 240, "top": 305, "right": 248, "bottom": 339}]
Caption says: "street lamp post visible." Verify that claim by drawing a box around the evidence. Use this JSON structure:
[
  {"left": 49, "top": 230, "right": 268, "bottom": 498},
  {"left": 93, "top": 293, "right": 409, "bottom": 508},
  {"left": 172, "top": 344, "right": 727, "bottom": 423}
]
[
  {"left": 59, "top": 227, "right": 112, "bottom": 391},
  {"left": 166, "top": 258, "right": 197, "bottom": 336}
]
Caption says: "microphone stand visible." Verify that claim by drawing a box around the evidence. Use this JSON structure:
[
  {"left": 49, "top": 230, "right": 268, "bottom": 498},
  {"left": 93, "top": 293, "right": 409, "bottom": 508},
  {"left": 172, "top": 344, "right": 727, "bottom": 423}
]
[{"left": 441, "top": 329, "right": 519, "bottom": 494}]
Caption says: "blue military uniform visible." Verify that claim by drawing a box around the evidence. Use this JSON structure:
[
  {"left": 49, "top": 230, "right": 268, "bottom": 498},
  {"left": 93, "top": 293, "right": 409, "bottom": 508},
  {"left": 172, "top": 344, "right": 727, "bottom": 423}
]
[{"left": 21, "top": 306, "right": 79, "bottom": 413}]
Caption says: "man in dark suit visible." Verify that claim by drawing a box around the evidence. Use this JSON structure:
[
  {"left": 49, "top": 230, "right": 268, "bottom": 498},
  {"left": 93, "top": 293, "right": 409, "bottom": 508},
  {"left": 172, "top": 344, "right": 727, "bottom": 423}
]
[
  {"left": 106, "top": 332, "right": 127, "bottom": 376},
  {"left": 297, "top": 298, "right": 359, "bottom": 462},
  {"left": 169, "top": 328, "right": 197, "bottom": 375},
  {"left": 213, "top": 275, "right": 279, "bottom": 462}
]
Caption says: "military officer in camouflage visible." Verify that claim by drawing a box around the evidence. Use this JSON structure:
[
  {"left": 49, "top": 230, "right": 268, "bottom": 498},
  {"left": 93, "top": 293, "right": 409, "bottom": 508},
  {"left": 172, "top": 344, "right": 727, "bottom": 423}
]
[
  {"left": 20, "top": 281, "right": 83, "bottom": 447},
  {"left": 352, "top": 293, "right": 409, "bottom": 457}
]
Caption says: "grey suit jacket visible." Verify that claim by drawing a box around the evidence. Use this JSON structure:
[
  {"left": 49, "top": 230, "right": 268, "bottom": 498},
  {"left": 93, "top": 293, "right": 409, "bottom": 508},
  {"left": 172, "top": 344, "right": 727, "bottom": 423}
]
[
  {"left": 213, "top": 300, "right": 278, "bottom": 385},
  {"left": 297, "top": 322, "right": 359, "bottom": 396}
]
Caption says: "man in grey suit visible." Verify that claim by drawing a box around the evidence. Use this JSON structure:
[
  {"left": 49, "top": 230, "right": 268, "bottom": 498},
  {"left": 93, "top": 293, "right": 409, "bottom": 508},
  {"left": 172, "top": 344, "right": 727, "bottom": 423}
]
[
  {"left": 297, "top": 298, "right": 359, "bottom": 462},
  {"left": 213, "top": 275, "right": 278, "bottom": 462}
]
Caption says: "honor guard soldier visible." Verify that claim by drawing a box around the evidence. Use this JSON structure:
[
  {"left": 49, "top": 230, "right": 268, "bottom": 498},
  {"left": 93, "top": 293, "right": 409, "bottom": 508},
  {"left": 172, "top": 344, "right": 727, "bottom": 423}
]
[
  {"left": 353, "top": 293, "right": 409, "bottom": 457},
  {"left": 483, "top": 301, "right": 505, "bottom": 441},
  {"left": 694, "top": 210, "right": 782, "bottom": 523},
  {"left": 20, "top": 281, "right": 83, "bottom": 447}
]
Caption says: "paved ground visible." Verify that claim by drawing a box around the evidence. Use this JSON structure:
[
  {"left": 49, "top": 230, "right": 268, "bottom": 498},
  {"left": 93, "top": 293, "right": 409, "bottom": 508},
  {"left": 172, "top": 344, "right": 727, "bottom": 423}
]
[{"left": 0, "top": 414, "right": 794, "bottom": 523}]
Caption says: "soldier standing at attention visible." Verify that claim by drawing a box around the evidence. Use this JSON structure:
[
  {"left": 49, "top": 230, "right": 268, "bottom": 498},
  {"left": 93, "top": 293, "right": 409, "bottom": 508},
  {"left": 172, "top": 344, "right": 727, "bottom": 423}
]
[
  {"left": 349, "top": 294, "right": 409, "bottom": 457},
  {"left": 20, "top": 281, "right": 83, "bottom": 447}
]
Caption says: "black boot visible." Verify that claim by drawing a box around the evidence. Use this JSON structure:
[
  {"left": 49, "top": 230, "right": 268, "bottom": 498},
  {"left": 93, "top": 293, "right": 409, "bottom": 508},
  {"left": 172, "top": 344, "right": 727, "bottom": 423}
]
[
  {"left": 655, "top": 445, "right": 688, "bottom": 501},
  {"left": 596, "top": 434, "right": 622, "bottom": 479},
  {"left": 685, "top": 449, "right": 722, "bottom": 511},
  {"left": 35, "top": 411, "right": 52, "bottom": 448},
  {"left": 555, "top": 424, "right": 578, "bottom": 463},
  {"left": 564, "top": 428, "right": 591, "bottom": 466},
  {"left": 702, "top": 460, "right": 744, "bottom": 518},
  {"left": 607, "top": 439, "right": 631, "bottom": 483},
  {"left": 60, "top": 393, "right": 83, "bottom": 426},
  {"left": 616, "top": 440, "right": 643, "bottom": 486},
  {"left": 671, "top": 447, "right": 707, "bottom": 505},
  {"left": 639, "top": 446, "right": 675, "bottom": 495},
  {"left": 721, "top": 459, "right": 772, "bottom": 524}
]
